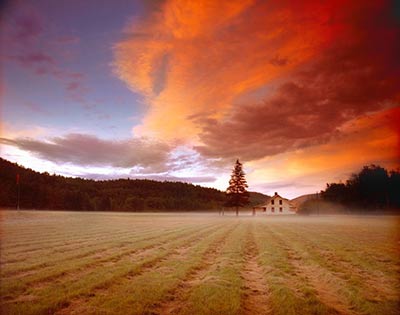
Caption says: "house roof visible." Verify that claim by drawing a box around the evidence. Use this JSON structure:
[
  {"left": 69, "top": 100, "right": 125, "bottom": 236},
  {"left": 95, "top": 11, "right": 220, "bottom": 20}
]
[
  {"left": 270, "top": 193, "right": 290, "bottom": 201},
  {"left": 252, "top": 192, "right": 298, "bottom": 209}
]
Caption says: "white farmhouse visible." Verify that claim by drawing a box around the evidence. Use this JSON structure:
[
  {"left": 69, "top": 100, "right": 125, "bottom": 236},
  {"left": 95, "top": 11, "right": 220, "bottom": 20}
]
[{"left": 254, "top": 192, "right": 296, "bottom": 215}]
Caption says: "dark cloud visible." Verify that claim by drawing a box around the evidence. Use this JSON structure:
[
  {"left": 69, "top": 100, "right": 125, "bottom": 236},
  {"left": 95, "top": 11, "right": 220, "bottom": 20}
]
[
  {"left": 54, "top": 35, "right": 80, "bottom": 45},
  {"left": 66, "top": 81, "right": 87, "bottom": 93},
  {"left": 2, "top": 2, "right": 90, "bottom": 107},
  {"left": 269, "top": 55, "right": 289, "bottom": 67},
  {"left": 12, "top": 8, "right": 43, "bottom": 41},
  {"left": 152, "top": 52, "right": 170, "bottom": 95},
  {"left": 8, "top": 52, "right": 55, "bottom": 67},
  {"left": 0, "top": 134, "right": 171, "bottom": 169},
  {"left": 195, "top": 2, "right": 400, "bottom": 161}
]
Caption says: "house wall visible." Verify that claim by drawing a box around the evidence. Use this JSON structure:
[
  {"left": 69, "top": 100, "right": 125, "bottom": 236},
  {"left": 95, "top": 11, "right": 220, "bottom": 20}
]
[{"left": 262, "top": 196, "right": 295, "bottom": 215}]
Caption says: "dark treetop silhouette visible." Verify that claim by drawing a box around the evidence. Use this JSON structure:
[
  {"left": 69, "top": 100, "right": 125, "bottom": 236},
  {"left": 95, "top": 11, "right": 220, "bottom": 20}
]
[
  {"left": 225, "top": 159, "right": 250, "bottom": 216},
  {"left": 297, "top": 164, "right": 400, "bottom": 214},
  {"left": 321, "top": 164, "right": 400, "bottom": 210}
]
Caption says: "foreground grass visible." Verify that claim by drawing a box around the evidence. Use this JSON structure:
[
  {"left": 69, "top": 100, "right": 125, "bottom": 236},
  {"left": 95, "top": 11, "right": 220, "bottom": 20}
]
[{"left": 0, "top": 211, "right": 399, "bottom": 315}]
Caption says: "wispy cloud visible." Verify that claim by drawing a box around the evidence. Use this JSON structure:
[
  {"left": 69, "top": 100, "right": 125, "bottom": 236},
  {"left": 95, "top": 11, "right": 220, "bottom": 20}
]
[
  {"left": 8, "top": 52, "right": 55, "bottom": 67},
  {"left": 20, "top": 102, "right": 52, "bottom": 115},
  {"left": 2, "top": 2, "right": 90, "bottom": 107},
  {"left": 0, "top": 133, "right": 171, "bottom": 170},
  {"left": 54, "top": 35, "right": 80, "bottom": 45}
]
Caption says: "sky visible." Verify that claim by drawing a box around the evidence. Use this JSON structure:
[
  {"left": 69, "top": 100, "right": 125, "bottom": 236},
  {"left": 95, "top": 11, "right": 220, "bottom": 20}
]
[{"left": 0, "top": 0, "right": 399, "bottom": 199}]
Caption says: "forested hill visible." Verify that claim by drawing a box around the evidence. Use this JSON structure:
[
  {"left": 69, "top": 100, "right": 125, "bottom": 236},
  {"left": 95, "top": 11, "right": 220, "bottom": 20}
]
[{"left": 0, "top": 158, "right": 268, "bottom": 211}]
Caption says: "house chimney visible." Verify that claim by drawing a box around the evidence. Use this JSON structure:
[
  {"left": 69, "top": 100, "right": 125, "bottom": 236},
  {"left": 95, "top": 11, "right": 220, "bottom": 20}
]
[{"left": 274, "top": 192, "right": 278, "bottom": 196}]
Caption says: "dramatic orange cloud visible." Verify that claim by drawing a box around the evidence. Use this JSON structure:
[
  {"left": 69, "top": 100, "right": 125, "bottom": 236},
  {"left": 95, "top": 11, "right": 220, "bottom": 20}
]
[
  {"left": 114, "top": 0, "right": 347, "bottom": 140},
  {"left": 112, "top": 0, "right": 399, "bottom": 196}
]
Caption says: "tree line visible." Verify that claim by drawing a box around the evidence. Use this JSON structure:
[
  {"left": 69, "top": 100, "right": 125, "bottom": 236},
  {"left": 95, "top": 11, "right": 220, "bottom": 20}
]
[
  {"left": 0, "top": 158, "right": 265, "bottom": 211},
  {"left": 299, "top": 165, "right": 400, "bottom": 214}
]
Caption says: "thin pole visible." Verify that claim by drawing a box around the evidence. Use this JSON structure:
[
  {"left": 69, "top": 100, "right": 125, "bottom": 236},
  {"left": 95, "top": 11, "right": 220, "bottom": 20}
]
[
  {"left": 16, "top": 174, "right": 20, "bottom": 211},
  {"left": 17, "top": 182, "right": 20, "bottom": 210}
]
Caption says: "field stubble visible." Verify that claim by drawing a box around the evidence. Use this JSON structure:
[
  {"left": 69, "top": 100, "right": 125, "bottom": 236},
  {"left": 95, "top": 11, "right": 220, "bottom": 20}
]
[{"left": 0, "top": 211, "right": 399, "bottom": 315}]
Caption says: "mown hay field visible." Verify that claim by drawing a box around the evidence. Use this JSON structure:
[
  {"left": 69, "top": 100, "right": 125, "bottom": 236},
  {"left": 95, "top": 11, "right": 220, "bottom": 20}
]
[{"left": 0, "top": 210, "right": 399, "bottom": 315}]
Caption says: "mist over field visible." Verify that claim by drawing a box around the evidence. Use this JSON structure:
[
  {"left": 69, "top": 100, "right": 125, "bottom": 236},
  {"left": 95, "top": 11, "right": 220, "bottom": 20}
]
[{"left": 1, "top": 211, "right": 399, "bottom": 315}]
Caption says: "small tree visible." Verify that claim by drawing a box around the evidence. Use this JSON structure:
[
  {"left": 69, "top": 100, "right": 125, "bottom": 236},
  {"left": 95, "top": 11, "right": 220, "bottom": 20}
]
[{"left": 226, "top": 159, "right": 250, "bottom": 216}]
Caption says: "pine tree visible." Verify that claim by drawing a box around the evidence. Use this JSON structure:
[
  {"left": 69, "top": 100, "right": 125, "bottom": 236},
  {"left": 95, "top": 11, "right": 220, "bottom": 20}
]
[{"left": 226, "top": 159, "right": 250, "bottom": 216}]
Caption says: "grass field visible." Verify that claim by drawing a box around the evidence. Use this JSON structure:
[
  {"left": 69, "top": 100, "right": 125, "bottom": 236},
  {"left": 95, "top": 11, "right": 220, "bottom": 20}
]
[{"left": 0, "top": 211, "right": 399, "bottom": 315}]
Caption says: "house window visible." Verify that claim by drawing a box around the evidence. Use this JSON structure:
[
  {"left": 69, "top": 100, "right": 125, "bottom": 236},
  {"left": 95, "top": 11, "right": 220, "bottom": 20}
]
[
  {"left": 271, "top": 207, "right": 275, "bottom": 212},
  {"left": 279, "top": 200, "right": 282, "bottom": 205},
  {"left": 279, "top": 207, "right": 283, "bottom": 212},
  {"left": 263, "top": 207, "right": 266, "bottom": 212},
  {"left": 271, "top": 200, "right": 274, "bottom": 205}
]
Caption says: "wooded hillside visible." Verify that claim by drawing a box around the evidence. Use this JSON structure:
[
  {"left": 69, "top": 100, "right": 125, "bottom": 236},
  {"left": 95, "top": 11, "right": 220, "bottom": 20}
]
[{"left": 0, "top": 158, "right": 268, "bottom": 211}]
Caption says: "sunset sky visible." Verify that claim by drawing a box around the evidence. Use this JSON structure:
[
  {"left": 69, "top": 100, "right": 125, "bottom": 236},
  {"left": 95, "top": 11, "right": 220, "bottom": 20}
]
[{"left": 1, "top": 0, "right": 399, "bottom": 198}]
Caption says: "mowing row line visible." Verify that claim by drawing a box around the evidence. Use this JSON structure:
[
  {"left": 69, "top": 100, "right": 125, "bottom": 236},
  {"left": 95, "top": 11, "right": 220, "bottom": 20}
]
[
  {"left": 0, "top": 224, "right": 118, "bottom": 249},
  {"left": 55, "top": 222, "right": 240, "bottom": 315},
  {"left": 268, "top": 224, "right": 399, "bottom": 315},
  {"left": 273, "top": 224, "right": 399, "bottom": 297},
  {"left": 1, "top": 226, "right": 165, "bottom": 265},
  {"left": 265, "top": 224, "right": 357, "bottom": 315},
  {"left": 0, "top": 212, "right": 183, "bottom": 244},
  {"left": 0, "top": 221, "right": 180, "bottom": 253},
  {"left": 0, "top": 222, "right": 215, "bottom": 278},
  {"left": 0, "top": 222, "right": 221, "bottom": 299},
  {"left": 153, "top": 222, "right": 240, "bottom": 315},
  {"left": 240, "top": 222, "right": 272, "bottom": 315},
  {"left": 279, "top": 223, "right": 399, "bottom": 277},
  {"left": 0, "top": 222, "right": 222, "bottom": 307},
  {"left": 252, "top": 221, "right": 345, "bottom": 315},
  {"left": 0, "top": 223, "right": 198, "bottom": 268},
  {"left": 169, "top": 220, "right": 247, "bottom": 315},
  {"left": 1, "top": 222, "right": 225, "bottom": 314}
]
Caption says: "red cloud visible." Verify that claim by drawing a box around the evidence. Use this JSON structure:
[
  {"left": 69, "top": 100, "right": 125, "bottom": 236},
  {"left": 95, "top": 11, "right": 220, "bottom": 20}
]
[
  {"left": 114, "top": 0, "right": 340, "bottom": 139},
  {"left": 111, "top": 0, "right": 399, "bottom": 190},
  {"left": 193, "top": 0, "right": 399, "bottom": 161}
]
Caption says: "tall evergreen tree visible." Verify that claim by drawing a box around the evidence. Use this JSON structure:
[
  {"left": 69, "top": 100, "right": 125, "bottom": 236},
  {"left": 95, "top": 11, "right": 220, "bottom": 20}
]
[{"left": 226, "top": 159, "right": 250, "bottom": 216}]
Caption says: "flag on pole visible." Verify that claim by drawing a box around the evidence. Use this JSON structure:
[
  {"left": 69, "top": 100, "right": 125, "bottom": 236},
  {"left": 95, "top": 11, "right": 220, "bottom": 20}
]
[{"left": 16, "top": 174, "right": 20, "bottom": 185}]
